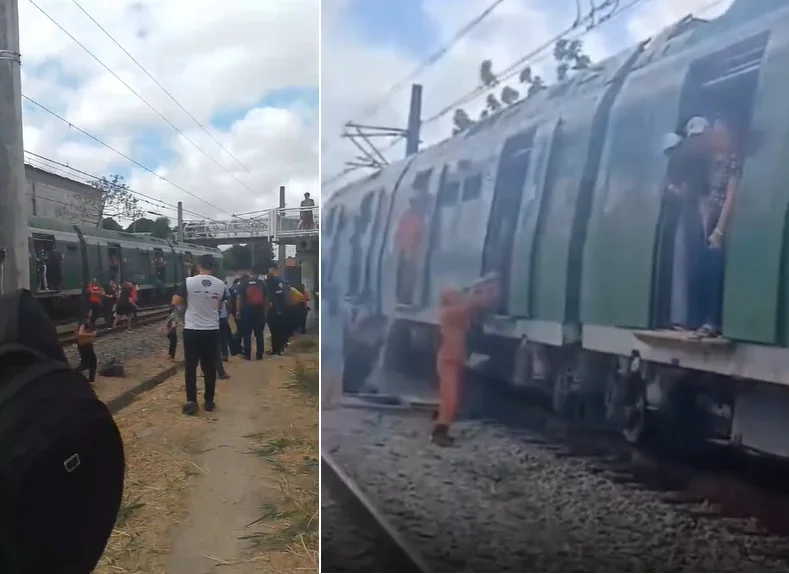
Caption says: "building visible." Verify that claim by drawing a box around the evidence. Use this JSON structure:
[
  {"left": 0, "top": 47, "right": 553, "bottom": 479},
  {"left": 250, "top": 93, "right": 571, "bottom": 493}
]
[{"left": 25, "top": 165, "right": 103, "bottom": 226}]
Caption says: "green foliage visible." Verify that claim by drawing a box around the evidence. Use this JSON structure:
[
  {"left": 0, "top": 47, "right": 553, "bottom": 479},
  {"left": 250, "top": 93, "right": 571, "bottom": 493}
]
[{"left": 221, "top": 242, "right": 274, "bottom": 271}]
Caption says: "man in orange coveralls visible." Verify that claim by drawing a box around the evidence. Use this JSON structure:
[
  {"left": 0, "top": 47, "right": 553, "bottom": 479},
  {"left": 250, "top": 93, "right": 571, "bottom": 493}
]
[{"left": 432, "top": 273, "right": 500, "bottom": 447}]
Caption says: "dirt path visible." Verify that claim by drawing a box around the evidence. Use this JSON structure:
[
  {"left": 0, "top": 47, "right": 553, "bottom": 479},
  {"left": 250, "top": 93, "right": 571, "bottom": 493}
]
[{"left": 94, "top": 337, "right": 318, "bottom": 574}]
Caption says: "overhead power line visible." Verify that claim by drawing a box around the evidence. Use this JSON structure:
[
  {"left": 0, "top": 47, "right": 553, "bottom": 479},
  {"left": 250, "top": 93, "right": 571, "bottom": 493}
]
[
  {"left": 422, "top": 0, "right": 650, "bottom": 127},
  {"left": 357, "top": 0, "right": 510, "bottom": 122},
  {"left": 22, "top": 95, "right": 228, "bottom": 215},
  {"left": 68, "top": 0, "right": 267, "bottom": 189},
  {"left": 28, "top": 0, "right": 262, "bottom": 201}
]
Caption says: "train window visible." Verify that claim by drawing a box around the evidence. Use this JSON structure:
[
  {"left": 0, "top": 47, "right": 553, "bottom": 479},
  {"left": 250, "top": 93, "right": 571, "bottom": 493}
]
[
  {"left": 348, "top": 191, "right": 376, "bottom": 294},
  {"left": 67, "top": 245, "right": 77, "bottom": 252},
  {"left": 461, "top": 174, "right": 483, "bottom": 201},
  {"left": 437, "top": 180, "right": 460, "bottom": 206}
]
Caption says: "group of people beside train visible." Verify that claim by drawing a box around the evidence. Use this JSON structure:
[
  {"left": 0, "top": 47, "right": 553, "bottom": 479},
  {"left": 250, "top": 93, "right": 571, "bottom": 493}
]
[
  {"left": 85, "top": 278, "right": 139, "bottom": 330},
  {"left": 660, "top": 113, "right": 741, "bottom": 338},
  {"left": 169, "top": 255, "right": 312, "bottom": 416}
]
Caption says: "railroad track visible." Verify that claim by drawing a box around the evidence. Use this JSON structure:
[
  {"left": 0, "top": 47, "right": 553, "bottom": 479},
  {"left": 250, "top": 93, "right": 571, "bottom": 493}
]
[
  {"left": 321, "top": 450, "right": 431, "bottom": 573},
  {"left": 322, "top": 366, "right": 789, "bottom": 572},
  {"left": 58, "top": 306, "right": 171, "bottom": 346}
]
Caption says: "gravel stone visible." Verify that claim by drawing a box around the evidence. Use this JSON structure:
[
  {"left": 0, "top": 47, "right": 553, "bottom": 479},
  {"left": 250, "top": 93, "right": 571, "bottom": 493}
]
[{"left": 322, "top": 407, "right": 789, "bottom": 572}]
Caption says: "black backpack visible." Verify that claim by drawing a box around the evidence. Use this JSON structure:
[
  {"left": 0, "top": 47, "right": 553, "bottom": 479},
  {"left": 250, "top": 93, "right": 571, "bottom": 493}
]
[{"left": 0, "top": 289, "right": 125, "bottom": 574}]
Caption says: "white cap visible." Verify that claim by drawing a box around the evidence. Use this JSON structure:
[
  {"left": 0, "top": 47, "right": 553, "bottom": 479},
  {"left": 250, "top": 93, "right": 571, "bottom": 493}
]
[
  {"left": 685, "top": 116, "right": 710, "bottom": 136},
  {"left": 661, "top": 132, "right": 682, "bottom": 153}
]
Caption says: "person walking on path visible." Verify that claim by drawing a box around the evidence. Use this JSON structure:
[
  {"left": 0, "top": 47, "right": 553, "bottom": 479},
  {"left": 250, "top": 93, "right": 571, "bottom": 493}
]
[{"left": 172, "top": 254, "right": 225, "bottom": 416}]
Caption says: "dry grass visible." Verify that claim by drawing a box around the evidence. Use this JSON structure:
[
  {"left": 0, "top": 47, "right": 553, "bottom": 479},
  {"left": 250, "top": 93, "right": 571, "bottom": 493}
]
[
  {"left": 288, "top": 334, "right": 318, "bottom": 354},
  {"left": 239, "top": 354, "right": 319, "bottom": 572},
  {"left": 93, "top": 376, "right": 211, "bottom": 574},
  {"left": 91, "top": 353, "right": 176, "bottom": 404}
]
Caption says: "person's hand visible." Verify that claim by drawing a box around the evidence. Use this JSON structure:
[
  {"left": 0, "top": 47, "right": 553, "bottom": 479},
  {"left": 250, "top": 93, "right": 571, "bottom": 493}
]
[{"left": 708, "top": 228, "right": 724, "bottom": 249}]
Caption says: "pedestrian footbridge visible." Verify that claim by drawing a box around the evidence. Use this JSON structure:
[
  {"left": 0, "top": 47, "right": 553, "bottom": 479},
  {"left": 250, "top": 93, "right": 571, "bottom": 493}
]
[{"left": 182, "top": 206, "right": 319, "bottom": 247}]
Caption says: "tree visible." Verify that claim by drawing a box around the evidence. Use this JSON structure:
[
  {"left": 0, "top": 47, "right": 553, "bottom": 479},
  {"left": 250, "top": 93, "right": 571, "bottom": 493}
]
[
  {"left": 221, "top": 242, "right": 274, "bottom": 271},
  {"left": 554, "top": 38, "right": 591, "bottom": 81},
  {"left": 452, "top": 108, "right": 474, "bottom": 135},
  {"left": 485, "top": 93, "right": 502, "bottom": 113},
  {"left": 85, "top": 174, "right": 142, "bottom": 225},
  {"left": 101, "top": 217, "right": 124, "bottom": 231},
  {"left": 500, "top": 85, "right": 520, "bottom": 105},
  {"left": 479, "top": 59, "right": 498, "bottom": 87},
  {"left": 123, "top": 216, "right": 172, "bottom": 239}
]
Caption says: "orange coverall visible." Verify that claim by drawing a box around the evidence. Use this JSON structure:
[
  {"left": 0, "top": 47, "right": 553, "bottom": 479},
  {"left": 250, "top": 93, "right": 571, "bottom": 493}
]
[{"left": 435, "top": 282, "right": 499, "bottom": 428}]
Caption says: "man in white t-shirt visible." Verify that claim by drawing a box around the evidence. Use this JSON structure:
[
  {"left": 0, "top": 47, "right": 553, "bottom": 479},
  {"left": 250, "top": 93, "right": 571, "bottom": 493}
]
[{"left": 172, "top": 254, "right": 225, "bottom": 415}]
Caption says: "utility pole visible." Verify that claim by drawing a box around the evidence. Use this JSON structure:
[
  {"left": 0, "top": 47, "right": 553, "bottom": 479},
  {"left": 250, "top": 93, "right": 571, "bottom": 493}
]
[
  {"left": 176, "top": 201, "right": 183, "bottom": 243},
  {"left": 0, "top": 0, "right": 28, "bottom": 293},
  {"left": 405, "top": 83, "right": 423, "bottom": 157},
  {"left": 277, "top": 185, "right": 286, "bottom": 266},
  {"left": 338, "top": 82, "right": 423, "bottom": 173}
]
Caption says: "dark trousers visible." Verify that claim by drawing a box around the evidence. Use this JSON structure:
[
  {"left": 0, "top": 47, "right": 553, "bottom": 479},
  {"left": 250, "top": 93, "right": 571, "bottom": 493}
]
[
  {"left": 298, "top": 302, "right": 308, "bottom": 334},
  {"left": 77, "top": 344, "right": 97, "bottom": 382},
  {"left": 240, "top": 313, "right": 265, "bottom": 359},
  {"left": 219, "top": 317, "right": 231, "bottom": 359},
  {"left": 183, "top": 329, "right": 219, "bottom": 403},
  {"left": 90, "top": 303, "right": 103, "bottom": 326},
  {"left": 268, "top": 313, "right": 286, "bottom": 355},
  {"left": 216, "top": 343, "right": 227, "bottom": 377},
  {"left": 167, "top": 331, "right": 178, "bottom": 359},
  {"left": 685, "top": 211, "right": 725, "bottom": 331}
]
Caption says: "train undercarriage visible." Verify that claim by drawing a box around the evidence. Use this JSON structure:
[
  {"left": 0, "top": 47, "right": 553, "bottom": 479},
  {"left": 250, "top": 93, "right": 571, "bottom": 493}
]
[{"left": 342, "top": 315, "right": 789, "bottom": 461}]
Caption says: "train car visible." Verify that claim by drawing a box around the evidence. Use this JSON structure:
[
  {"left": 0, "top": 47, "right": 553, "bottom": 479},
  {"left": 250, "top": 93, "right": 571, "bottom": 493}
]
[
  {"left": 323, "top": 0, "right": 789, "bottom": 459},
  {"left": 26, "top": 215, "right": 224, "bottom": 316}
]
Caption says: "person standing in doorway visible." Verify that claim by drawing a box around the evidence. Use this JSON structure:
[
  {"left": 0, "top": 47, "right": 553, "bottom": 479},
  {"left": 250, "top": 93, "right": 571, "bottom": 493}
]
[
  {"left": 236, "top": 268, "right": 267, "bottom": 360},
  {"left": 172, "top": 254, "right": 225, "bottom": 415},
  {"left": 265, "top": 262, "right": 287, "bottom": 356}
]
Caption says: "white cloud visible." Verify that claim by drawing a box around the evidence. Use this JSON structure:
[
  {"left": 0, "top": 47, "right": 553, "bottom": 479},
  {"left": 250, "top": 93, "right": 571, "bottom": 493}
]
[
  {"left": 320, "top": 0, "right": 736, "bottom": 195},
  {"left": 19, "top": 0, "right": 319, "bottom": 223}
]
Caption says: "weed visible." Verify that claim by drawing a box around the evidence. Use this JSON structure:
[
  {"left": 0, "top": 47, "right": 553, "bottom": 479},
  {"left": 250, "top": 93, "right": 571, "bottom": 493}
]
[{"left": 288, "top": 361, "right": 318, "bottom": 397}]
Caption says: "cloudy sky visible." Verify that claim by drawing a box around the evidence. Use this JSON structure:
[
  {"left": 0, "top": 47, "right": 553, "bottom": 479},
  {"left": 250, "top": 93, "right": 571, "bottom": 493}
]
[
  {"left": 20, "top": 0, "right": 319, "bottom": 224},
  {"left": 321, "top": 0, "right": 735, "bottom": 195}
]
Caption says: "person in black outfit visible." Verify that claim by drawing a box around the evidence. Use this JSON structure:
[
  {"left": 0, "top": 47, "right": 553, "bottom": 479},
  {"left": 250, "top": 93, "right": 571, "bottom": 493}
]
[
  {"left": 236, "top": 268, "right": 267, "bottom": 360},
  {"left": 164, "top": 311, "right": 178, "bottom": 360},
  {"left": 265, "top": 263, "right": 287, "bottom": 355},
  {"left": 75, "top": 310, "right": 98, "bottom": 382}
]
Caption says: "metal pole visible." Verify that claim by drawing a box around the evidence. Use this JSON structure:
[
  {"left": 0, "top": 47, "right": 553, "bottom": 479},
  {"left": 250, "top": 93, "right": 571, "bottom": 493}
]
[
  {"left": 277, "top": 185, "right": 286, "bottom": 265},
  {"left": 0, "top": 0, "right": 28, "bottom": 293},
  {"left": 176, "top": 201, "right": 183, "bottom": 243},
  {"left": 405, "top": 83, "right": 422, "bottom": 157}
]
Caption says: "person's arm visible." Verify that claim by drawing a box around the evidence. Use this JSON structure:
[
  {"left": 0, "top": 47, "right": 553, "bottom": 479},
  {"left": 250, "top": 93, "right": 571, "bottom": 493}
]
[
  {"left": 712, "top": 158, "right": 740, "bottom": 240},
  {"left": 172, "top": 281, "right": 187, "bottom": 307},
  {"left": 78, "top": 323, "right": 96, "bottom": 341}
]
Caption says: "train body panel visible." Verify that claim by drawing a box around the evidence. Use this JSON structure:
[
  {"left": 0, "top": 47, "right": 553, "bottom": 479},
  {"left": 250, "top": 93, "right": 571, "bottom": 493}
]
[{"left": 21, "top": 215, "right": 222, "bottom": 312}]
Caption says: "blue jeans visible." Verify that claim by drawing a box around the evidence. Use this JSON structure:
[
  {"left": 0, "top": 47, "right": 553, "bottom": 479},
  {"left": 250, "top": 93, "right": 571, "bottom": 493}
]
[{"left": 686, "top": 213, "right": 725, "bottom": 331}]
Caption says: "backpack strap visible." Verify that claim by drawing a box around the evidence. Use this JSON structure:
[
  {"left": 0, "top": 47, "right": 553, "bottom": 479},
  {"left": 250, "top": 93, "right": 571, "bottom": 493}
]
[{"left": 0, "top": 343, "right": 75, "bottom": 408}]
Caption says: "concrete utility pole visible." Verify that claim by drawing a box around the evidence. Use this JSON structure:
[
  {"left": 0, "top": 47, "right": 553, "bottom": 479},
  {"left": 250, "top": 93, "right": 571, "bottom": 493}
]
[
  {"left": 277, "top": 185, "right": 286, "bottom": 265},
  {"left": 0, "top": 0, "right": 28, "bottom": 293},
  {"left": 176, "top": 201, "right": 184, "bottom": 243},
  {"left": 405, "top": 83, "right": 423, "bottom": 157}
]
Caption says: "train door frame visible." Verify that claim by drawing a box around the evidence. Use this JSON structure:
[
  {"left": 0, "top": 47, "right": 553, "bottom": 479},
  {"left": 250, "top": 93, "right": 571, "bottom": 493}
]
[
  {"left": 480, "top": 128, "right": 538, "bottom": 313},
  {"left": 421, "top": 164, "right": 463, "bottom": 306},
  {"left": 31, "top": 232, "right": 55, "bottom": 291},
  {"left": 652, "top": 31, "right": 768, "bottom": 327},
  {"left": 347, "top": 189, "right": 378, "bottom": 300},
  {"left": 138, "top": 247, "right": 152, "bottom": 286},
  {"left": 72, "top": 225, "right": 90, "bottom": 291},
  {"left": 394, "top": 167, "right": 434, "bottom": 307},
  {"left": 153, "top": 247, "right": 166, "bottom": 283},
  {"left": 107, "top": 243, "right": 122, "bottom": 283}
]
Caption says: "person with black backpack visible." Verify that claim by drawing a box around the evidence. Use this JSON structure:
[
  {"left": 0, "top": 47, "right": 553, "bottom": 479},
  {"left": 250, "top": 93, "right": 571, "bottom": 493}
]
[
  {"left": 265, "top": 262, "right": 288, "bottom": 356},
  {"left": 235, "top": 268, "right": 267, "bottom": 360},
  {"left": 0, "top": 289, "right": 125, "bottom": 573}
]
